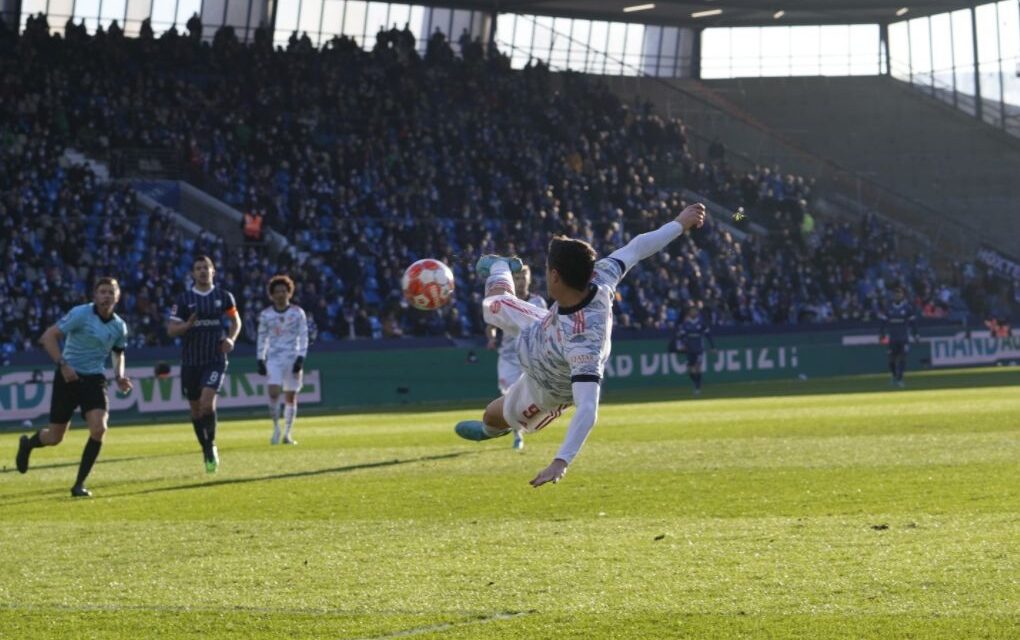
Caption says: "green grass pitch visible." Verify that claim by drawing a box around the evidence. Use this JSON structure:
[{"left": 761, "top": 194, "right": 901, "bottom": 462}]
[{"left": 1, "top": 368, "right": 1018, "bottom": 639}]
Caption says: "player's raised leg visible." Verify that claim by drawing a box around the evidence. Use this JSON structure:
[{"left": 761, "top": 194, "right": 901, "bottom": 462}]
[
  {"left": 481, "top": 267, "right": 547, "bottom": 338},
  {"left": 457, "top": 256, "right": 547, "bottom": 442},
  {"left": 455, "top": 395, "right": 514, "bottom": 441},
  {"left": 456, "top": 375, "right": 567, "bottom": 443}
]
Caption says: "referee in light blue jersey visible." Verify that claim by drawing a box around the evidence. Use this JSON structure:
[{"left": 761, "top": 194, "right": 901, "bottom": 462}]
[
  {"left": 16, "top": 277, "right": 133, "bottom": 498},
  {"left": 167, "top": 255, "right": 241, "bottom": 473}
]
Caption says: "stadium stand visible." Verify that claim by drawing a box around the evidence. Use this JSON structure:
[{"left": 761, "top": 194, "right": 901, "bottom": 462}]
[
  {"left": 0, "top": 15, "right": 982, "bottom": 357},
  {"left": 701, "top": 76, "right": 1020, "bottom": 247}
]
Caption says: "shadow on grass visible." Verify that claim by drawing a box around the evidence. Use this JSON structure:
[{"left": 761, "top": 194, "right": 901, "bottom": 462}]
[
  {"left": 0, "top": 453, "right": 179, "bottom": 476},
  {"left": 0, "top": 452, "right": 205, "bottom": 502},
  {"left": 0, "top": 450, "right": 487, "bottom": 505},
  {"left": 110, "top": 450, "right": 479, "bottom": 498}
]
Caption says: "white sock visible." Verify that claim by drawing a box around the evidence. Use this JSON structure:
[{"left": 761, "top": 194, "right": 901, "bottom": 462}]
[
  {"left": 284, "top": 404, "right": 297, "bottom": 436},
  {"left": 485, "top": 261, "right": 515, "bottom": 297},
  {"left": 269, "top": 399, "right": 281, "bottom": 431}
]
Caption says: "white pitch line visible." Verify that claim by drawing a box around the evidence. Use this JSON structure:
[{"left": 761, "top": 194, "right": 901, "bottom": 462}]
[
  {"left": 0, "top": 603, "right": 536, "bottom": 627},
  {"left": 353, "top": 611, "right": 535, "bottom": 639}
]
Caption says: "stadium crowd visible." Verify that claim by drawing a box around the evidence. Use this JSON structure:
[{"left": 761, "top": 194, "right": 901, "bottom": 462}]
[{"left": 0, "top": 13, "right": 986, "bottom": 358}]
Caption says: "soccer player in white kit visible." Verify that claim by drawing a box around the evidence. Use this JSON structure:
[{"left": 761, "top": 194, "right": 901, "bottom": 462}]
[
  {"left": 455, "top": 203, "right": 706, "bottom": 487},
  {"left": 256, "top": 275, "right": 309, "bottom": 445},
  {"left": 485, "top": 264, "right": 547, "bottom": 451}
]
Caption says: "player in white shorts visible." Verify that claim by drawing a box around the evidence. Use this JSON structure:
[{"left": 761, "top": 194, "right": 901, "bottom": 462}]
[
  {"left": 455, "top": 203, "right": 707, "bottom": 487},
  {"left": 256, "top": 275, "right": 309, "bottom": 445},
  {"left": 485, "top": 264, "right": 547, "bottom": 451}
]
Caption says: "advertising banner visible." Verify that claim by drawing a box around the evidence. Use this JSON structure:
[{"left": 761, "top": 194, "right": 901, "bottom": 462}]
[
  {"left": 0, "top": 328, "right": 943, "bottom": 428},
  {"left": 929, "top": 335, "right": 1020, "bottom": 367},
  {"left": 0, "top": 366, "right": 321, "bottom": 425}
]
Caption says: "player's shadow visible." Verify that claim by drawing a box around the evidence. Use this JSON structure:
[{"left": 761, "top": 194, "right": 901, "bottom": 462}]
[
  {"left": 0, "top": 454, "right": 161, "bottom": 475},
  {"left": 111, "top": 451, "right": 478, "bottom": 498}
]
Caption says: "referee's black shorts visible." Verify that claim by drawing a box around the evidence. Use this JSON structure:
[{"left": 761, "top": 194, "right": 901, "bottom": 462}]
[{"left": 49, "top": 367, "right": 109, "bottom": 424}]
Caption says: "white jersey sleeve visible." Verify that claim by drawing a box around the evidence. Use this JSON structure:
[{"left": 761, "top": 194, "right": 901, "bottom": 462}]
[
  {"left": 592, "top": 257, "right": 627, "bottom": 292},
  {"left": 296, "top": 306, "right": 309, "bottom": 358},
  {"left": 256, "top": 307, "right": 271, "bottom": 361},
  {"left": 608, "top": 220, "right": 684, "bottom": 274},
  {"left": 555, "top": 381, "right": 601, "bottom": 464}
]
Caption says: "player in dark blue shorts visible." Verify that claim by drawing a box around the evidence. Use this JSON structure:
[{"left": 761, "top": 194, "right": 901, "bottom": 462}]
[
  {"left": 16, "top": 278, "right": 133, "bottom": 497},
  {"left": 671, "top": 306, "right": 716, "bottom": 395},
  {"left": 167, "top": 255, "right": 241, "bottom": 472},
  {"left": 879, "top": 285, "right": 919, "bottom": 388}
]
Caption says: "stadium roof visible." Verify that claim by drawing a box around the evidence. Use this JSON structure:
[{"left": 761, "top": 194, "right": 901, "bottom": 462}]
[{"left": 478, "top": 0, "right": 978, "bottom": 26}]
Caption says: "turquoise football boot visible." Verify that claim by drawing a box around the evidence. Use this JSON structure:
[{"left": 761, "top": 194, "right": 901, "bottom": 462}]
[
  {"left": 475, "top": 255, "right": 523, "bottom": 279},
  {"left": 455, "top": 420, "right": 511, "bottom": 441}
]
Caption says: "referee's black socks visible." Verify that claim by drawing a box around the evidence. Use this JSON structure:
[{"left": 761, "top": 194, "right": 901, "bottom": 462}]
[
  {"left": 28, "top": 431, "right": 45, "bottom": 448},
  {"left": 74, "top": 437, "right": 102, "bottom": 487}
]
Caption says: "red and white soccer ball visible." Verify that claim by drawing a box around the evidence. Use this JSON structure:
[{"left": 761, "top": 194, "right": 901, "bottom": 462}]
[{"left": 402, "top": 259, "right": 456, "bottom": 311}]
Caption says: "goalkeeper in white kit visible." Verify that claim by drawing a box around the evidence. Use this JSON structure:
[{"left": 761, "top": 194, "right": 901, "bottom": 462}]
[
  {"left": 256, "top": 275, "right": 309, "bottom": 445},
  {"left": 455, "top": 203, "right": 706, "bottom": 487}
]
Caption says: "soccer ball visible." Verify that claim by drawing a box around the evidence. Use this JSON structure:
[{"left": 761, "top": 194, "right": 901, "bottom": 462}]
[{"left": 402, "top": 259, "right": 455, "bottom": 310}]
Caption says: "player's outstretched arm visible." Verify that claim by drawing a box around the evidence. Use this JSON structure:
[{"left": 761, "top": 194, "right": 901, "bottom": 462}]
[
  {"left": 530, "top": 381, "right": 601, "bottom": 488},
  {"left": 608, "top": 203, "right": 706, "bottom": 272}
]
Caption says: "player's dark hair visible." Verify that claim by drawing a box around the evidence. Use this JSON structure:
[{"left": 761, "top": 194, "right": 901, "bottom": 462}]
[
  {"left": 193, "top": 255, "right": 215, "bottom": 269},
  {"left": 94, "top": 277, "right": 120, "bottom": 291},
  {"left": 547, "top": 236, "right": 596, "bottom": 291},
  {"left": 268, "top": 274, "right": 295, "bottom": 295}
]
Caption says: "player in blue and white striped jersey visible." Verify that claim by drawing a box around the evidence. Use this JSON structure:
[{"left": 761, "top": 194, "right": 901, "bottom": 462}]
[
  {"left": 456, "top": 203, "right": 707, "bottom": 487},
  {"left": 167, "top": 255, "right": 241, "bottom": 473}
]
